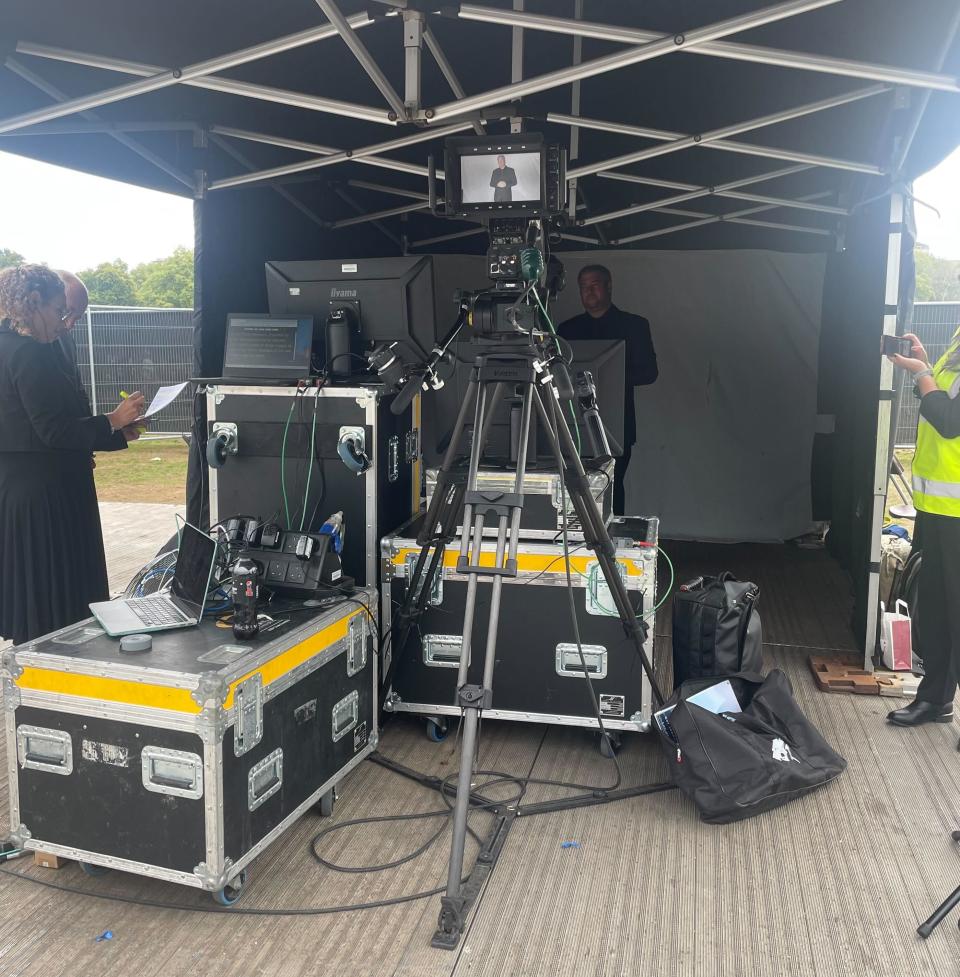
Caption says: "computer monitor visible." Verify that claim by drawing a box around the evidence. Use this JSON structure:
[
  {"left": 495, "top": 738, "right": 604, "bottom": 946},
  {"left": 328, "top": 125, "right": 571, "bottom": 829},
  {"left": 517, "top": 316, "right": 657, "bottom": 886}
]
[
  {"left": 265, "top": 255, "right": 437, "bottom": 375},
  {"left": 222, "top": 314, "right": 315, "bottom": 380},
  {"left": 426, "top": 338, "right": 625, "bottom": 466}
]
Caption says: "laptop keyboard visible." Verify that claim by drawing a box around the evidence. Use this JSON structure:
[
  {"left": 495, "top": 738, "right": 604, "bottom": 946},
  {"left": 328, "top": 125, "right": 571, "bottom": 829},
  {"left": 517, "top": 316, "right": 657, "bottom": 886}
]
[{"left": 126, "top": 597, "right": 190, "bottom": 628}]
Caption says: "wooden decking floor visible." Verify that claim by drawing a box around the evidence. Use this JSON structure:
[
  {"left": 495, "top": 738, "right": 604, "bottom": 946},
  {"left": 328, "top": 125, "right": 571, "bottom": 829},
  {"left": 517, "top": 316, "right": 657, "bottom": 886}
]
[{"left": 1, "top": 519, "right": 958, "bottom": 976}]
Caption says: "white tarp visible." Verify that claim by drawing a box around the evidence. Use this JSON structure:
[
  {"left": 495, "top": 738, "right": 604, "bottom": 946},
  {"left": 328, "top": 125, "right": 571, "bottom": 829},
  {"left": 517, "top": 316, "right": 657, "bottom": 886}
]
[
  {"left": 550, "top": 249, "right": 826, "bottom": 542},
  {"left": 430, "top": 248, "right": 826, "bottom": 542}
]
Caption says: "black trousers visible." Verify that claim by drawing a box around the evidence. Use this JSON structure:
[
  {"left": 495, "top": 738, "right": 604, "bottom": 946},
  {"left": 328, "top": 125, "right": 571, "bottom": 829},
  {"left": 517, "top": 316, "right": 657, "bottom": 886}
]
[
  {"left": 613, "top": 444, "right": 632, "bottom": 515},
  {"left": 914, "top": 509, "right": 960, "bottom": 705}
]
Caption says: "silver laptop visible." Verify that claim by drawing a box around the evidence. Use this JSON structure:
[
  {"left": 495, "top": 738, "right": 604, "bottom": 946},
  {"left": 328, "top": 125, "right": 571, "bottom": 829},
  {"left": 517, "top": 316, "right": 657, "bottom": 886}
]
[{"left": 90, "top": 522, "right": 219, "bottom": 637}]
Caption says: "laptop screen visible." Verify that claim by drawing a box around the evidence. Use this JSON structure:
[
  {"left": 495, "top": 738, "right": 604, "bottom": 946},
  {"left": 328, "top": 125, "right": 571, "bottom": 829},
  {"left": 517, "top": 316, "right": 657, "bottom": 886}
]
[
  {"left": 223, "top": 314, "right": 314, "bottom": 379},
  {"left": 171, "top": 523, "right": 218, "bottom": 611}
]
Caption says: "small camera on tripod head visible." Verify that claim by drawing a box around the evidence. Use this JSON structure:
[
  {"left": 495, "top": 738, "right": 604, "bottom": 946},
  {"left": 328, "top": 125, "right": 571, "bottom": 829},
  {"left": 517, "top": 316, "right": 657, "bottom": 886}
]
[{"left": 426, "top": 133, "right": 568, "bottom": 341}]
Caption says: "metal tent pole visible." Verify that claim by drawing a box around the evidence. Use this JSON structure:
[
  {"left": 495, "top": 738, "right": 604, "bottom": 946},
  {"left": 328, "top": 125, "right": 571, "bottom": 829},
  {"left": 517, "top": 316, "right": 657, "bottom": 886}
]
[
  {"left": 566, "top": 0, "right": 585, "bottom": 225},
  {"left": 85, "top": 308, "right": 97, "bottom": 416},
  {"left": 422, "top": 26, "right": 484, "bottom": 135},
  {"left": 598, "top": 169, "right": 846, "bottom": 215},
  {"left": 315, "top": 0, "right": 407, "bottom": 120},
  {"left": 457, "top": 3, "right": 960, "bottom": 95},
  {"left": 207, "top": 134, "right": 329, "bottom": 229},
  {"left": 3, "top": 13, "right": 382, "bottom": 133},
  {"left": 567, "top": 85, "right": 888, "bottom": 181},
  {"left": 332, "top": 201, "right": 429, "bottom": 228},
  {"left": 407, "top": 227, "right": 487, "bottom": 248},
  {"left": 0, "top": 120, "right": 195, "bottom": 135},
  {"left": 890, "top": 3, "right": 960, "bottom": 175},
  {"left": 13, "top": 40, "right": 390, "bottom": 126},
  {"left": 584, "top": 164, "right": 846, "bottom": 226},
  {"left": 209, "top": 125, "right": 437, "bottom": 181},
  {"left": 611, "top": 191, "right": 835, "bottom": 244},
  {"left": 403, "top": 9, "right": 424, "bottom": 113},
  {"left": 421, "top": 0, "right": 843, "bottom": 122},
  {"left": 3, "top": 57, "right": 194, "bottom": 190},
  {"left": 332, "top": 187, "right": 402, "bottom": 247},
  {"left": 346, "top": 179, "right": 428, "bottom": 200},
  {"left": 208, "top": 124, "right": 469, "bottom": 191},
  {"left": 550, "top": 108, "right": 880, "bottom": 175}
]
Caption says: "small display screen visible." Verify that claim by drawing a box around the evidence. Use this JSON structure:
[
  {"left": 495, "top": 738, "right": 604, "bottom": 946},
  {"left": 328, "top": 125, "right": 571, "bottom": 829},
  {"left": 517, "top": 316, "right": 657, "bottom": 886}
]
[
  {"left": 171, "top": 523, "right": 217, "bottom": 609},
  {"left": 223, "top": 315, "right": 313, "bottom": 376},
  {"left": 460, "top": 151, "right": 541, "bottom": 205}
]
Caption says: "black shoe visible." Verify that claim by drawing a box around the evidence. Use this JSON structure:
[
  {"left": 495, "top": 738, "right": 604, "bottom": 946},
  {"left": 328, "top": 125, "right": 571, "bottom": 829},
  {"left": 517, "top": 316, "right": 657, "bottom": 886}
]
[{"left": 887, "top": 700, "right": 954, "bottom": 726}]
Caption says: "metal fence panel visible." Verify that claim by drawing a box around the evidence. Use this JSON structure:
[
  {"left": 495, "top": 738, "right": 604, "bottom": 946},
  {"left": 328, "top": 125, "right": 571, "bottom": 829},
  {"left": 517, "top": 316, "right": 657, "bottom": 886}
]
[
  {"left": 74, "top": 305, "right": 194, "bottom": 436},
  {"left": 894, "top": 303, "right": 960, "bottom": 446}
]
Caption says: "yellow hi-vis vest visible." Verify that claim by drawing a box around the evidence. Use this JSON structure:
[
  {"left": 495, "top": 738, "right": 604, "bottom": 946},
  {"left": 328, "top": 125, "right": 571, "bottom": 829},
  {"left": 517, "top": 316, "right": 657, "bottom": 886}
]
[{"left": 913, "top": 349, "right": 960, "bottom": 517}]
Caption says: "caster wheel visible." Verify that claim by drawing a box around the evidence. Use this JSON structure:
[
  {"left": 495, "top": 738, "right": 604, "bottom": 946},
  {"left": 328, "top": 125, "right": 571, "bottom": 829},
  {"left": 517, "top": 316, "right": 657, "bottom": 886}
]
[
  {"left": 316, "top": 788, "right": 336, "bottom": 818},
  {"left": 79, "top": 861, "right": 111, "bottom": 877},
  {"left": 952, "top": 830, "right": 960, "bottom": 842},
  {"left": 599, "top": 732, "right": 621, "bottom": 758},
  {"left": 212, "top": 870, "right": 247, "bottom": 907},
  {"left": 426, "top": 719, "right": 448, "bottom": 742}
]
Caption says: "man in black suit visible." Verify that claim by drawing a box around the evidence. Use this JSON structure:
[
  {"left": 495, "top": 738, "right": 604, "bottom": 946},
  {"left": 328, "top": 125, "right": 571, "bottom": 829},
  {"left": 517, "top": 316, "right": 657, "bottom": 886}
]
[
  {"left": 489, "top": 155, "right": 517, "bottom": 202},
  {"left": 558, "top": 264, "right": 658, "bottom": 514},
  {"left": 54, "top": 271, "right": 91, "bottom": 405}
]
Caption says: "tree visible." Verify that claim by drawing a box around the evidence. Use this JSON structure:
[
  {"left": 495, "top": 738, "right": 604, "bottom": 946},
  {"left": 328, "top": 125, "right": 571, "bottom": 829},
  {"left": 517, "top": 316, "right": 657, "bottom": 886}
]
[
  {"left": 131, "top": 247, "right": 194, "bottom": 308},
  {"left": 77, "top": 259, "right": 137, "bottom": 306},
  {"left": 0, "top": 248, "right": 24, "bottom": 269},
  {"left": 915, "top": 249, "right": 960, "bottom": 301}
]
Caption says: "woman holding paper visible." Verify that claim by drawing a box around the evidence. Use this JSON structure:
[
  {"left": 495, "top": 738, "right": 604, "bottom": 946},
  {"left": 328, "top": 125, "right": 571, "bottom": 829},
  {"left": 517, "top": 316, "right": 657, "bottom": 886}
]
[
  {"left": 887, "top": 328, "right": 960, "bottom": 732},
  {"left": 0, "top": 264, "right": 146, "bottom": 644}
]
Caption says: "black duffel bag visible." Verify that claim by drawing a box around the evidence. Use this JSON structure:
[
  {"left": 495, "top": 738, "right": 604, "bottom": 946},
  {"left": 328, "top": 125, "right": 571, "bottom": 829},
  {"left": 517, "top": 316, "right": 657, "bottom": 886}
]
[
  {"left": 671, "top": 572, "right": 762, "bottom": 689},
  {"left": 656, "top": 670, "right": 846, "bottom": 824}
]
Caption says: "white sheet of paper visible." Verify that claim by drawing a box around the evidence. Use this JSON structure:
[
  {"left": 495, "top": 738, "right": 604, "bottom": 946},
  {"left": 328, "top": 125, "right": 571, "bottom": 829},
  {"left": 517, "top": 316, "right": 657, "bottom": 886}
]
[
  {"left": 687, "top": 679, "right": 742, "bottom": 715},
  {"left": 144, "top": 382, "right": 189, "bottom": 418}
]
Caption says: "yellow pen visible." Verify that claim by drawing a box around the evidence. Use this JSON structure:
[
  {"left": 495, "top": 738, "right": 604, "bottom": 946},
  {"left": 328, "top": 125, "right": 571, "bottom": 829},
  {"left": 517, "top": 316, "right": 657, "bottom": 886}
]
[{"left": 119, "top": 391, "right": 146, "bottom": 433}]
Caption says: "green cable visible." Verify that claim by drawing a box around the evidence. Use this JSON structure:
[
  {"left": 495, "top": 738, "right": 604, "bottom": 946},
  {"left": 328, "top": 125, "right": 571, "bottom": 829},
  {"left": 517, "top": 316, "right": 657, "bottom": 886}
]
[
  {"left": 531, "top": 288, "right": 581, "bottom": 454},
  {"left": 299, "top": 393, "right": 319, "bottom": 531},
  {"left": 583, "top": 543, "right": 676, "bottom": 621},
  {"left": 280, "top": 397, "right": 297, "bottom": 528}
]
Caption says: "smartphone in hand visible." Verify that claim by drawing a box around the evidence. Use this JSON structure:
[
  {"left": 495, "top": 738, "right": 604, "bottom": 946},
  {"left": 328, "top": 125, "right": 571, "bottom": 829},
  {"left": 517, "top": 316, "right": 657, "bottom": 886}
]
[{"left": 881, "top": 335, "right": 912, "bottom": 357}]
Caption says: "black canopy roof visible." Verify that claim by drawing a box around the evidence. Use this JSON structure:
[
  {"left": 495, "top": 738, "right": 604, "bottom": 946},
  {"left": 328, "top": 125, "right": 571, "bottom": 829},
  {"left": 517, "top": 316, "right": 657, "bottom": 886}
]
[{"left": 1, "top": 0, "right": 958, "bottom": 253}]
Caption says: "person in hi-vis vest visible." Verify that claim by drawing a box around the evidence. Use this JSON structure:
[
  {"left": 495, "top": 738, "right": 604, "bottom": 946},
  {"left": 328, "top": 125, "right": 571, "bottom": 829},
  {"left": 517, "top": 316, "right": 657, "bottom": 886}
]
[{"left": 887, "top": 327, "right": 960, "bottom": 734}]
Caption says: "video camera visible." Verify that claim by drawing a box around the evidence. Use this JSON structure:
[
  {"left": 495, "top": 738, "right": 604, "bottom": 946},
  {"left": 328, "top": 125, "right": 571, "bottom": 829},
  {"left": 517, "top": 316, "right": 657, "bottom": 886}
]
[
  {"left": 435, "top": 133, "right": 567, "bottom": 337},
  {"left": 369, "top": 133, "right": 570, "bottom": 414}
]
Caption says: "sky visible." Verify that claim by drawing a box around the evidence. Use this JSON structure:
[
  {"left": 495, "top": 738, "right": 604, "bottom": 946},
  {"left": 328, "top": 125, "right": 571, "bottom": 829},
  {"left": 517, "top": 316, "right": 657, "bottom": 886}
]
[
  {"left": 913, "top": 144, "right": 960, "bottom": 259},
  {"left": 0, "top": 150, "right": 194, "bottom": 270},
  {"left": 0, "top": 141, "right": 958, "bottom": 267}
]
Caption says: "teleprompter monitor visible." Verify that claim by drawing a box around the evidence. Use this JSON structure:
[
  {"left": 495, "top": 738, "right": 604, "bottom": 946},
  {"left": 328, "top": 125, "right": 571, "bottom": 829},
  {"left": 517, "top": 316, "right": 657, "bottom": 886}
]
[
  {"left": 426, "top": 338, "right": 625, "bottom": 466},
  {"left": 265, "top": 255, "right": 437, "bottom": 373},
  {"left": 222, "top": 314, "right": 315, "bottom": 380}
]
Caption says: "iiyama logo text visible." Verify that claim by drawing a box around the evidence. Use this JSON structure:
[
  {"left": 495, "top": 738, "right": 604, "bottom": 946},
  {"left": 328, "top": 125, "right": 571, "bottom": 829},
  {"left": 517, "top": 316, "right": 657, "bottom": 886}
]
[{"left": 331, "top": 287, "right": 358, "bottom": 298}]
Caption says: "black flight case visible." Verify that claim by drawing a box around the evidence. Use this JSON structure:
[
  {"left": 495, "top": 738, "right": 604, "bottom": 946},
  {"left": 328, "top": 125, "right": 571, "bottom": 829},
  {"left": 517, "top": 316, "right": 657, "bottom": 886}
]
[{"left": 2, "top": 590, "right": 377, "bottom": 903}]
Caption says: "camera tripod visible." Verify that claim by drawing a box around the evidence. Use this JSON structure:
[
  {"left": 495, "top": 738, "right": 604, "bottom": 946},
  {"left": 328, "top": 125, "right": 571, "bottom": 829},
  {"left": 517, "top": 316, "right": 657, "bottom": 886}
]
[
  {"left": 393, "top": 337, "right": 665, "bottom": 949},
  {"left": 918, "top": 833, "right": 960, "bottom": 938}
]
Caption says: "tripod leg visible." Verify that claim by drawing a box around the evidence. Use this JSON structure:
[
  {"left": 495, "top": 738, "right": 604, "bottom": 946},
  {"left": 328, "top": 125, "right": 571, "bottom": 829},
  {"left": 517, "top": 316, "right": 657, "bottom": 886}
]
[
  {"left": 918, "top": 882, "right": 960, "bottom": 938},
  {"left": 393, "top": 379, "right": 479, "bottom": 665},
  {"left": 435, "top": 379, "right": 534, "bottom": 950},
  {"left": 534, "top": 388, "right": 665, "bottom": 706}
]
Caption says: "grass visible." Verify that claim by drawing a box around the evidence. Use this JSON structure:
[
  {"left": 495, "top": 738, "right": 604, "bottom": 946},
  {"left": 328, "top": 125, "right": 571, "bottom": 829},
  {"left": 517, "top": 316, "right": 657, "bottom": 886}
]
[
  {"left": 91, "top": 437, "right": 919, "bottom": 521},
  {"left": 94, "top": 437, "right": 189, "bottom": 504}
]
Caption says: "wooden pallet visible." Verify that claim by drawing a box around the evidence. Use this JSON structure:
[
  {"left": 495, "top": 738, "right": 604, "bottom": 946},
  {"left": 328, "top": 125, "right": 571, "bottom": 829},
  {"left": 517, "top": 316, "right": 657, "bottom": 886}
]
[
  {"left": 874, "top": 670, "right": 921, "bottom": 698},
  {"left": 809, "top": 656, "right": 880, "bottom": 695}
]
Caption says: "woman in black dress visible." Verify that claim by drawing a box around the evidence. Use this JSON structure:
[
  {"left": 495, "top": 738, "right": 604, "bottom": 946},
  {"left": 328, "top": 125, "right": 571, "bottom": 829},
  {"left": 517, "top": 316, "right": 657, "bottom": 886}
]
[{"left": 0, "top": 264, "right": 146, "bottom": 644}]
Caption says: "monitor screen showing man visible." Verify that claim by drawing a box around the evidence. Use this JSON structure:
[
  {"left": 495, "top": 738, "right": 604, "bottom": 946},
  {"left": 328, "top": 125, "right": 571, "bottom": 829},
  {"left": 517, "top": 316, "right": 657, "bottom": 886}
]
[
  {"left": 558, "top": 265, "right": 658, "bottom": 514},
  {"left": 460, "top": 152, "right": 540, "bottom": 204}
]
